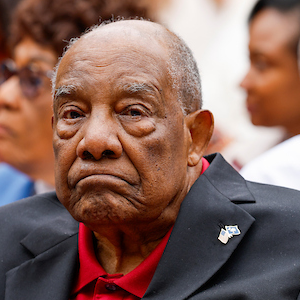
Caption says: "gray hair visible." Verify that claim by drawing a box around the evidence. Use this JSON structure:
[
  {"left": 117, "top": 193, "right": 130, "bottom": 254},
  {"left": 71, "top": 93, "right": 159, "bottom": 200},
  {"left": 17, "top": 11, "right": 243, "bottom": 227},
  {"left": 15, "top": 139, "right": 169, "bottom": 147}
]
[
  {"left": 51, "top": 36, "right": 79, "bottom": 94},
  {"left": 52, "top": 20, "right": 202, "bottom": 115},
  {"left": 164, "top": 30, "right": 202, "bottom": 114}
]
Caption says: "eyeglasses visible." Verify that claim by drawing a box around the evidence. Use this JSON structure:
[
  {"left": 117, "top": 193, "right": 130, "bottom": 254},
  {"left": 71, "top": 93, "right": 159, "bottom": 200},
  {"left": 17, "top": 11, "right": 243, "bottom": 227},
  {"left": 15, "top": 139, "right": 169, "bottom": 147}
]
[{"left": 0, "top": 59, "right": 53, "bottom": 99}]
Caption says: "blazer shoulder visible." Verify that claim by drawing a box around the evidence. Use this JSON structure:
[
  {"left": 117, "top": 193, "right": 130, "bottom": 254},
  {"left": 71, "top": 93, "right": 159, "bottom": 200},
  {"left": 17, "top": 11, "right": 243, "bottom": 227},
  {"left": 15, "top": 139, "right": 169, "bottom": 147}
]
[
  {"left": 204, "top": 153, "right": 300, "bottom": 220},
  {"left": 245, "top": 180, "right": 300, "bottom": 212},
  {"left": 0, "top": 192, "right": 75, "bottom": 244},
  {"left": 0, "top": 191, "right": 64, "bottom": 217}
]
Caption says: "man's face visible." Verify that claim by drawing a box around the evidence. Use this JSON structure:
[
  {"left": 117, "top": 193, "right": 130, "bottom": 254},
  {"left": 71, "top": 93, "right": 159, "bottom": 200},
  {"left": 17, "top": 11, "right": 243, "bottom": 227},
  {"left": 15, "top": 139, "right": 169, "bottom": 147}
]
[
  {"left": 0, "top": 37, "right": 56, "bottom": 177},
  {"left": 240, "top": 9, "right": 300, "bottom": 133},
  {"left": 53, "top": 24, "right": 193, "bottom": 230}
]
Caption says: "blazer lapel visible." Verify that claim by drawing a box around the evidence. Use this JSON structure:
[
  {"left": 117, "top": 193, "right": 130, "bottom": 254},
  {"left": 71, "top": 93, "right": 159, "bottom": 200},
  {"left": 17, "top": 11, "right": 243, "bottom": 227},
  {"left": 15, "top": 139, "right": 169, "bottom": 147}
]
[
  {"left": 5, "top": 215, "right": 79, "bottom": 300},
  {"left": 144, "top": 154, "right": 256, "bottom": 300}
]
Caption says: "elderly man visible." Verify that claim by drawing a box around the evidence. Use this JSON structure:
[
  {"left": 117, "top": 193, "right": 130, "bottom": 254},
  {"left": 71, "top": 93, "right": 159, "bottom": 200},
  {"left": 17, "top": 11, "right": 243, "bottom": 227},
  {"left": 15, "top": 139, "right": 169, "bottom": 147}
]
[{"left": 2, "top": 20, "right": 300, "bottom": 300}]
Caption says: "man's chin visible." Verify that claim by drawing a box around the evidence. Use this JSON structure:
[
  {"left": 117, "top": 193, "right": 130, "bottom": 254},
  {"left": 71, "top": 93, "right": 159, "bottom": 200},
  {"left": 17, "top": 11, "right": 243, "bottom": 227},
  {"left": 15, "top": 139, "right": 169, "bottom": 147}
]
[{"left": 67, "top": 191, "right": 138, "bottom": 224}]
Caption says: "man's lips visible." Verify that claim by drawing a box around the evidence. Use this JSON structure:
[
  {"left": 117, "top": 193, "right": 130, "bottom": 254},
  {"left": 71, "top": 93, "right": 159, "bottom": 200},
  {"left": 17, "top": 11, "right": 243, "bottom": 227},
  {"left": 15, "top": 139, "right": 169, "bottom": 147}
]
[{"left": 68, "top": 170, "right": 139, "bottom": 189}]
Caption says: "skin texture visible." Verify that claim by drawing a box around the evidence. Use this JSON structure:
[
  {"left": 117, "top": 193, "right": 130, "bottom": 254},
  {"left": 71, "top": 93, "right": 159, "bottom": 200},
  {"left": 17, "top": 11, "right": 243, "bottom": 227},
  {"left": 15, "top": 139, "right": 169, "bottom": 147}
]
[
  {"left": 0, "top": 37, "right": 56, "bottom": 185},
  {"left": 53, "top": 20, "right": 213, "bottom": 274},
  {"left": 240, "top": 8, "right": 300, "bottom": 137}
]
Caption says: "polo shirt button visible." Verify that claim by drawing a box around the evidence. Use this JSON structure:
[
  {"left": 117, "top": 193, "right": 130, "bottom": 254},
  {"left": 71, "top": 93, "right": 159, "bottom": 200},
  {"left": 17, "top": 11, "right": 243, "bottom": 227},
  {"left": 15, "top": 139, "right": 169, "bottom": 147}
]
[{"left": 105, "top": 283, "right": 118, "bottom": 291}]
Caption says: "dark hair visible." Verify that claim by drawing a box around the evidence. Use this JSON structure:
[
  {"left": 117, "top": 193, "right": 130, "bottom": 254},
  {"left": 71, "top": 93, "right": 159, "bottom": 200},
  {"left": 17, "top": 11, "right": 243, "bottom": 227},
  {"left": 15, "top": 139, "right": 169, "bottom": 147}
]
[
  {"left": 248, "top": 0, "right": 300, "bottom": 56},
  {"left": 0, "top": 0, "right": 21, "bottom": 35},
  {"left": 249, "top": 0, "right": 300, "bottom": 22},
  {"left": 9, "top": 0, "right": 156, "bottom": 57},
  {"left": 0, "top": 0, "right": 22, "bottom": 56}
]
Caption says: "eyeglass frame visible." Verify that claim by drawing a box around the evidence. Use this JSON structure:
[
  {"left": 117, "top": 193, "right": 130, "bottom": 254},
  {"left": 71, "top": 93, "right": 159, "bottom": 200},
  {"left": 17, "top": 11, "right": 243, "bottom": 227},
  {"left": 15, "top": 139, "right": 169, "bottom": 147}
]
[{"left": 0, "top": 58, "right": 54, "bottom": 99}]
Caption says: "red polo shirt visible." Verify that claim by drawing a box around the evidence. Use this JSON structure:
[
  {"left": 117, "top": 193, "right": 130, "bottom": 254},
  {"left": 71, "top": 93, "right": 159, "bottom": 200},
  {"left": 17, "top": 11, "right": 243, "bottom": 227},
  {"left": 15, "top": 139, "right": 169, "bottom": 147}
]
[{"left": 70, "top": 158, "right": 209, "bottom": 300}]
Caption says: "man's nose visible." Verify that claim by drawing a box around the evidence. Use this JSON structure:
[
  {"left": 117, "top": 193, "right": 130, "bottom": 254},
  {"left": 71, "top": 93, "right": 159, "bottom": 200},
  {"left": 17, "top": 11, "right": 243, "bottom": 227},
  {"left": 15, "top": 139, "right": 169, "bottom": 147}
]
[
  {"left": 0, "top": 77, "right": 22, "bottom": 110},
  {"left": 76, "top": 113, "right": 123, "bottom": 161}
]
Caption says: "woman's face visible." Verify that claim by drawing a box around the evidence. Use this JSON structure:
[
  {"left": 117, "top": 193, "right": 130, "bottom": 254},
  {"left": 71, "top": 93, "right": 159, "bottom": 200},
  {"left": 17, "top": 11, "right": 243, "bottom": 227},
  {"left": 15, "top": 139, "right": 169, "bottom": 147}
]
[
  {"left": 240, "top": 9, "right": 300, "bottom": 135},
  {"left": 0, "top": 37, "right": 57, "bottom": 183}
]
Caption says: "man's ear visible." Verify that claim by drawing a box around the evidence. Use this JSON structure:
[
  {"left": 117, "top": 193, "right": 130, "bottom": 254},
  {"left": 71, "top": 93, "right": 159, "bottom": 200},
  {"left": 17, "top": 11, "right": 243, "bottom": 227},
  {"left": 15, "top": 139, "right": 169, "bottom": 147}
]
[{"left": 185, "top": 110, "right": 214, "bottom": 167}]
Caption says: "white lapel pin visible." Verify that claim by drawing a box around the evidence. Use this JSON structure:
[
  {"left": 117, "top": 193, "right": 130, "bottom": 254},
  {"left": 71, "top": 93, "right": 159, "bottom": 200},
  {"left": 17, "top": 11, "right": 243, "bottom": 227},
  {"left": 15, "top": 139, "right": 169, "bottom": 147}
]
[{"left": 218, "top": 225, "right": 241, "bottom": 244}]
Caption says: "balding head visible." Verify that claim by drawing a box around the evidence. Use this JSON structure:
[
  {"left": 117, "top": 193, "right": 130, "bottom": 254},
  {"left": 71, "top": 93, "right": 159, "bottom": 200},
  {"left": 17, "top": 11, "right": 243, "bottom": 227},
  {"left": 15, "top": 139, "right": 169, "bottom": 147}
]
[{"left": 53, "top": 19, "right": 202, "bottom": 115}]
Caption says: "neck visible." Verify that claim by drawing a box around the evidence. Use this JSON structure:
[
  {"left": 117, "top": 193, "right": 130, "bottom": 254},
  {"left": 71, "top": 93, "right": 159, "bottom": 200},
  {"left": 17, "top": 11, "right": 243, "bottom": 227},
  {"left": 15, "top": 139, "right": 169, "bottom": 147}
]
[{"left": 93, "top": 223, "right": 172, "bottom": 275}]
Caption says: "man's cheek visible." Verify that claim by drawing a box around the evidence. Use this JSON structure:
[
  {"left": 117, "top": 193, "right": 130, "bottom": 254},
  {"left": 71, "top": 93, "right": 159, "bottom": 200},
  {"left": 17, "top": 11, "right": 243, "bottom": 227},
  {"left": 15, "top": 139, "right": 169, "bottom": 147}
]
[
  {"left": 53, "top": 129, "right": 62, "bottom": 157},
  {"left": 56, "top": 120, "right": 79, "bottom": 139},
  {"left": 53, "top": 139, "right": 73, "bottom": 187},
  {"left": 53, "top": 132, "right": 76, "bottom": 158}
]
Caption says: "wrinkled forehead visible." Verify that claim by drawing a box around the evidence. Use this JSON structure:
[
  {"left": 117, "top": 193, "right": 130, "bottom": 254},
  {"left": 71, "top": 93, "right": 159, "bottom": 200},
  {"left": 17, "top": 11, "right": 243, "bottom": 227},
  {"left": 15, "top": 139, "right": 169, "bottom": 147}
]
[{"left": 56, "top": 21, "right": 171, "bottom": 82}]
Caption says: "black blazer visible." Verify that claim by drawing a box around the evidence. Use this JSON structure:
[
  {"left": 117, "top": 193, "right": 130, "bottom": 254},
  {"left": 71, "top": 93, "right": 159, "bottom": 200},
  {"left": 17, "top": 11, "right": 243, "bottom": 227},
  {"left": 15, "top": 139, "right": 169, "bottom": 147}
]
[{"left": 2, "top": 153, "right": 300, "bottom": 299}]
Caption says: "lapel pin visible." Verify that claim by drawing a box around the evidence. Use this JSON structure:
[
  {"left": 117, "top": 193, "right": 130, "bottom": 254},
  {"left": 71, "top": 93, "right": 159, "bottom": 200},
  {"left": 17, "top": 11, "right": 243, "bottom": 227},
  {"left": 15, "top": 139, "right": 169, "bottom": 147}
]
[{"left": 218, "top": 225, "right": 241, "bottom": 244}]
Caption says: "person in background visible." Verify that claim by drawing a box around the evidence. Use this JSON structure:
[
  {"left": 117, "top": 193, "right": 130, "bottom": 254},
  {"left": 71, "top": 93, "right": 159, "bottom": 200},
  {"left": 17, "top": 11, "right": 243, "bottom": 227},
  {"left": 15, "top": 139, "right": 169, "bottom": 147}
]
[
  {"left": 0, "top": 0, "right": 156, "bottom": 204},
  {"left": 0, "top": 0, "right": 34, "bottom": 203},
  {"left": 239, "top": 0, "right": 300, "bottom": 189}
]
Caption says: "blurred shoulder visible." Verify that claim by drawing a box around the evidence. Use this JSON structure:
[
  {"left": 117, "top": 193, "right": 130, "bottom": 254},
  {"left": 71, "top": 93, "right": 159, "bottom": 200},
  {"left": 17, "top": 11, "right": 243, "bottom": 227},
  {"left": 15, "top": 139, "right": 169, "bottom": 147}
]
[{"left": 240, "top": 136, "right": 300, "bottom": 189}]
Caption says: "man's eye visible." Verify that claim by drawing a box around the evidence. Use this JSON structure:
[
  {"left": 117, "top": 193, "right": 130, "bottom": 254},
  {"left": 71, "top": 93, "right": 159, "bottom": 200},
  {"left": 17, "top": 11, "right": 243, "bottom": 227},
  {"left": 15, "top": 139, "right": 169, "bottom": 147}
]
[
  {"left": 64, "top": 111, "right": 82, "bottom": 119},
  {"left": 129, "top": 109, "right": 142, "bottom": 116},
  {"left": 121, "top": 105, "right": 149, "bottom": 118}
]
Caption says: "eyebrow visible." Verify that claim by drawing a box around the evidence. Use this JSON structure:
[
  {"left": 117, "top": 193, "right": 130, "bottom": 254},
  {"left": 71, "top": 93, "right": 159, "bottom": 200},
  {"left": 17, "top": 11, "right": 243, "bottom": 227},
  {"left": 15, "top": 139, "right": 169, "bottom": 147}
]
[
  {"left": 54, "top": 84, "right": 79, "bottom": 101},
  {"left": 53, "top": 82, "right": 163, "bottom": 104},
  {"left": 120, "top": 82, "right": 162, "bottom": 96}
]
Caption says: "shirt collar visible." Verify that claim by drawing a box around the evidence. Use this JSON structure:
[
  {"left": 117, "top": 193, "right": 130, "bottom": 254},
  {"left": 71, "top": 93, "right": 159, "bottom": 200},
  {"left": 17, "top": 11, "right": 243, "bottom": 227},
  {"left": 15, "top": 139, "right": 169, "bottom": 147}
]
[{"left": 72, "top": 223, "right": 172, "bottom": 298}]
